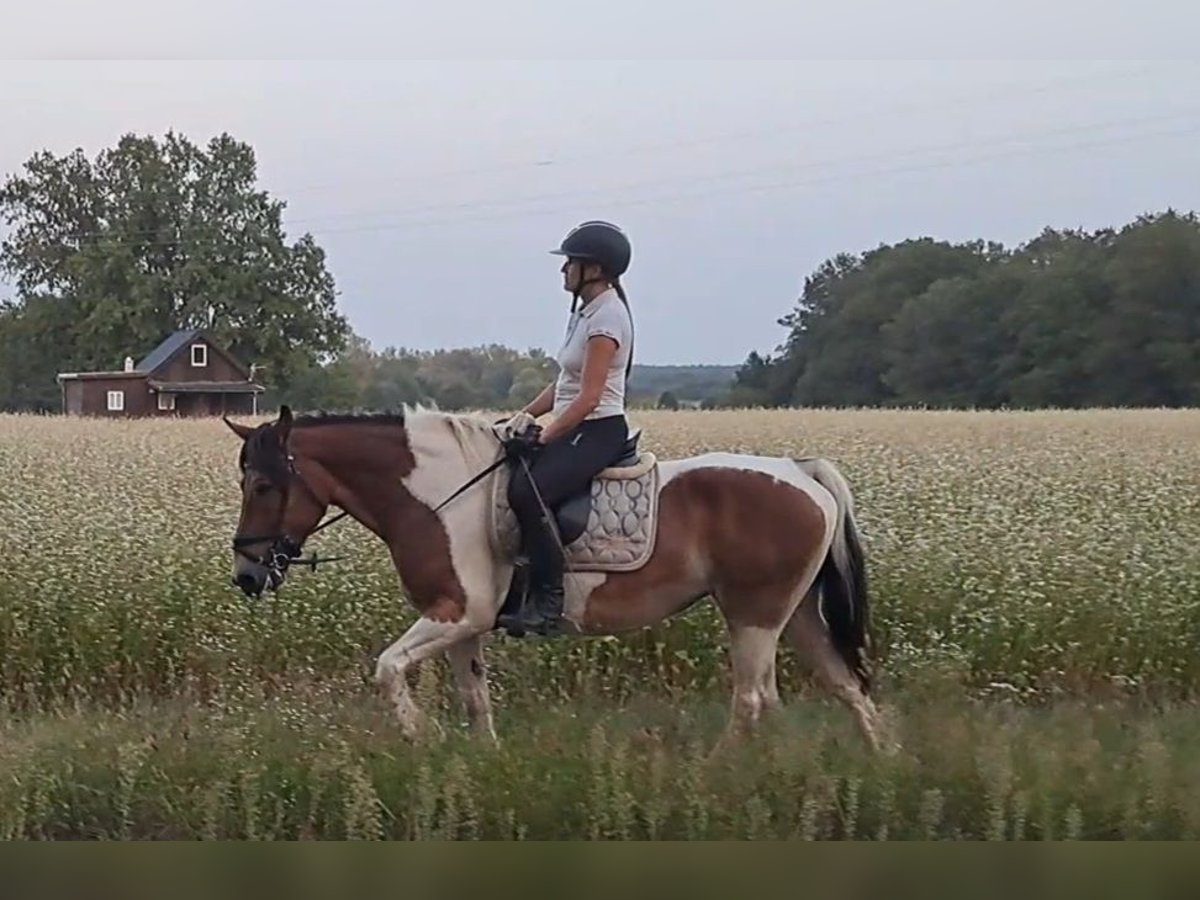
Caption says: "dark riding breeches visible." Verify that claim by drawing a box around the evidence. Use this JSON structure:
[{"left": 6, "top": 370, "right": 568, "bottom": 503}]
[{"left": 507, "top": 414, "right": 629, "bottom": 568}]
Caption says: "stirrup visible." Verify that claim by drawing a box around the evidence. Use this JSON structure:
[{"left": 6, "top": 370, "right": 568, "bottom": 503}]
[
  {"left": 496, "top": 605, "right": 562, "bottom": 638},
  {"left": 497, "top": 581, "right": 564, "bottom": 638}
]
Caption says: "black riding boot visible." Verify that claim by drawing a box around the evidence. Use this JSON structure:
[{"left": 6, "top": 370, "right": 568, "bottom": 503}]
[{"left": 508, "top": 510, "right": 566, "bottom": 637}]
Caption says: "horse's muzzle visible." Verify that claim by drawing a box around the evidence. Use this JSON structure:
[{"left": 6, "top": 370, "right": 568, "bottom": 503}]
[
  {"left": 232, "top": 554, "right": 281, "bottom": 597},
  {"left": 233, "top": 570, "right": 265, "bottom": 597}
]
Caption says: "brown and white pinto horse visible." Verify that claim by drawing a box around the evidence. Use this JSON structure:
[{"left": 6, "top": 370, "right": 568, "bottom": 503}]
[{"left": 224, "top": 404, "right": 883, "bottom": 751}]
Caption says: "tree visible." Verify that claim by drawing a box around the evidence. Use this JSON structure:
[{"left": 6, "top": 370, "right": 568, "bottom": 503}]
[
  {"left": 657, "top": 390, "right": 680, "bottom": 410},
  {"left": 508, "top": 365, "right": 550, "bottom": 409},
  {"left": 0, "top": 130, "right": 349, "bottom": 410},
  {"left": 997, "top": 228, "right": 1112, "bottom": 408},
  {"left": 733, "top": 210, "right": 1200, "bottom": 411},
  {"left": 1090, "top": 211, "right": 1200, "bottom": 406},
  {"left": 788, "top": 239, "right": 998, "bottom": 406},
  {"left": 881, "top": 272, "right": 1014, "bottom": 408}
]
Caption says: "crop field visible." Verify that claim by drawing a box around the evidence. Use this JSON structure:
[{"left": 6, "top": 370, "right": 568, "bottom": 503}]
[{"left": 2, "top": 407, "right": 1200, "bottom": 839}]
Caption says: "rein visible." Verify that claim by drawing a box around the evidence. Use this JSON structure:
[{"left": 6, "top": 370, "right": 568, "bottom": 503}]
[{"left": 433, "top": 453, "right": 509, "bottom": 513}]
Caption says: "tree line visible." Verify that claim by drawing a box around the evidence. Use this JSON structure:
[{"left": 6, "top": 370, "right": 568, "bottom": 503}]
[
  {"left": 276, "top": 337, "right": 735, "bottom": 413},
  {"left": 727, "top": 210, "right": 1200, "bottom": 409},
  {"left": 2, "top": 129, "right": 1195, "bottom": 414}
]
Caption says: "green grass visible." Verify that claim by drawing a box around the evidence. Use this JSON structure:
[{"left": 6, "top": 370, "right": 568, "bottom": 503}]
[{"left": 2, "top": 683, "right": 1200, "bottom": 840}]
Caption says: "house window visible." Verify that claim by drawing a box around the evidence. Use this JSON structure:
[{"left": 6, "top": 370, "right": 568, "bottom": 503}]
[
  {"left": 191, "top": 343, "right": 207, "bottom": 367},
  {"left": 157, "top": 392, "right": 176, "bottom": 411},
  {"left": 106, "top": 390, "right": 125, "bottom": 412}
]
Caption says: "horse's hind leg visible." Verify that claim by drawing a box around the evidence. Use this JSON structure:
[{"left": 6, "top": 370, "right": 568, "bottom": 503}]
[
  {"left": 719, "top": 617, "right": 784, "bottom": 746},
  {"left": 784, "top": 594, "right": 884, "bottom": 753},
  {"left": 759, "top": 655, "right": 782, "bottom": 714}
]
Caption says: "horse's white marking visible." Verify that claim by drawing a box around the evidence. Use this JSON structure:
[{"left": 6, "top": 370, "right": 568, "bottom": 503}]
[
  {"left": 400, "top": 406, "right": 510, "bottom": 617},
  {"left": 563, "top": 571, "right": 607, "bottom": 626},
  {"left": 399, "top": 412, "right": 841, "bottom": 626},
  {"left": 375, "top": 614, "right": 486, "bottom": 737},
  {"left": 727, "top": 624, "right": 780, "bottom": 731},
  {"left": 446, "top": 635, "right": 496, "bottom": 741},
  {"left": 660, "top": 450, "right": 824, "bottom": 493}
]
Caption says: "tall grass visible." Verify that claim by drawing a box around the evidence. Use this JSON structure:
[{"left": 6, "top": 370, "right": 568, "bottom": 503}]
[{"left": 2, "top": 407, "right": 1199, "bottom": 838}]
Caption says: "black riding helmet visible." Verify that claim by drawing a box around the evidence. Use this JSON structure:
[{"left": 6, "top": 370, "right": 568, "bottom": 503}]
[
  {"left": 550, "top": 220, "right": 636, "bottom": 375},
  {"left": 549, "top": 220, "right": 632, "bottom": 277}
]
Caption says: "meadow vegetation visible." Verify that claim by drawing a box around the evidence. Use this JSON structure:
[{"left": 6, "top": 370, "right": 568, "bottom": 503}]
[{"left": 1, "top": 407, "right": 1199, "bottom": 839}]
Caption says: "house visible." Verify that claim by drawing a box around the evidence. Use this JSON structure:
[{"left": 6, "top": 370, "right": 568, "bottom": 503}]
[{"left": 56, "top": 329, "right": 265, "bottom": 418}]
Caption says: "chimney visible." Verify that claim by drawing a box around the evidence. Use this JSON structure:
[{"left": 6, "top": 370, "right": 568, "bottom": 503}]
[{"left": 124, "top": 356, "right": 134, "bottom": 372}]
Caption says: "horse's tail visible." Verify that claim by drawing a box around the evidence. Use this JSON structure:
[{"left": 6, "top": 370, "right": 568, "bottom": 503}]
[{"left": 794, "top": 457, "right": 873, "bottom": 695}]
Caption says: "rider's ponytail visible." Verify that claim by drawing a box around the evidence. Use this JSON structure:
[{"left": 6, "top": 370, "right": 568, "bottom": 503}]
[{"left": 612, "top": 276, "right": 634, "bottom": 379}]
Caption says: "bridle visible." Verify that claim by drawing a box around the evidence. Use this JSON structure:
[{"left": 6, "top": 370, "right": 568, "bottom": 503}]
[{"left": 231, "top": 450, "right": 348, "bottom": 589}]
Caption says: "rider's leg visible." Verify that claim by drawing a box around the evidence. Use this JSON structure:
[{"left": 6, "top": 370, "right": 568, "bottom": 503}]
[{"left": 502, "top": 414, "right": 628, "bottom": 635}]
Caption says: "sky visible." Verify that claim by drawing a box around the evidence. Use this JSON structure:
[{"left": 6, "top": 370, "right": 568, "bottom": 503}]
[{"left": 2, "top": 49, "right": 1198, "bottom": 365}]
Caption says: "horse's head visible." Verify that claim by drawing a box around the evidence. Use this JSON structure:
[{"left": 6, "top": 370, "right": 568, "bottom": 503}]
[{"left": 224, "top": 404, "right": 331, "bottom": 598}]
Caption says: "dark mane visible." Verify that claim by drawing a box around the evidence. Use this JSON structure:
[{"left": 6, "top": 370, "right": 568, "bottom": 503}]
[
  {"left": 291, "top": 409, "right": 409, "bottom": 428},
  {"left": 240, "top": 421, "right": 289, "bottom": 484},
  {"left": 239, "top": 408, "right": 410, "bottom": 485}
]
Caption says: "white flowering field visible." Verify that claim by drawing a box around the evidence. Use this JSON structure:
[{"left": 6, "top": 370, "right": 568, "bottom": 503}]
[{"left": 1, "top": 408, "right": 1198, "bottom": 839}]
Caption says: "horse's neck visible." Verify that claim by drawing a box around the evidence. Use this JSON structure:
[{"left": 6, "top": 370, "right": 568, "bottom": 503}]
[{"left": 294, "top": 424, "right": 414, "bottom": 538}]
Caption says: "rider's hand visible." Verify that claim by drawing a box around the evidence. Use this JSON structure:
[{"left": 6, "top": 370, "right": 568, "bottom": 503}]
[
  {"left": 502, "top": 425, "right": 543, "bottom": 460},
  {"left": 494, "top": 410, "right": 537, "bottom": 441}
]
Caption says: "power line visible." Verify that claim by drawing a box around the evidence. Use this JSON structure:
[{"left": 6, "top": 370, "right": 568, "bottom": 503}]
[
  {"left": 274, "top": 61, "right": 1167, "bottom": 197},
  {"left": 305, "top": 120, "right": 1200, "bottom": 236},
  {"left": 12, "top": 106, "right": 1198, "bottom": 248},
  {"left": 277, "top": 106, "right": 1200, "bottom": 230}
]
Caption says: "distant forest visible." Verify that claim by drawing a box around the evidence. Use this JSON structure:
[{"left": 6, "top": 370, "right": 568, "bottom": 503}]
[
  {"left": 273, "top": 338, "right": 738, "bottom": 413},
  {"left": 726, "top": 209, "right": 1200, "bottom": 410}
]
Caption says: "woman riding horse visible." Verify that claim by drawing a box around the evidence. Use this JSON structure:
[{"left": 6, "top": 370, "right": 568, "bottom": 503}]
[{"left": 494, "top": 220, "right": 636, "bottom": 637}]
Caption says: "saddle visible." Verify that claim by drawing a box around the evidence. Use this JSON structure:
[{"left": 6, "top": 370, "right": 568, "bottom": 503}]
[{"left": 490, "top": 428, "right": 661, "bottom": 573}]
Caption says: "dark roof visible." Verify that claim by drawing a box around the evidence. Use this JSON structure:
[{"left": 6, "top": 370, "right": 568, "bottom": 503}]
[
  {"left": 56, "top": 371, "right": 145, "bottom": 382},
  {"left": 136, "top": 329, "right": 203, "bottom": 373},
  {"left": 148, "top": 379, "right": 264, "bottom": 394}
]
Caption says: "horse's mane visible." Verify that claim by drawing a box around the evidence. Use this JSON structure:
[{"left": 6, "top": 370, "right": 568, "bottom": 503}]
[
  {"left": 287, "top": 404, "right": 495, "bottom": 433},
  {"left": 403, "top": 404, "right": 499, "bottom": 463},
  {"left": 244, "top": 405, "right": 499, "bottom": 475},
  {"left": 290, "top": 408, "right": 409, "bottom": 428},
  {"left": 240, "top": 418, "right": 291, "bottom": 484}
]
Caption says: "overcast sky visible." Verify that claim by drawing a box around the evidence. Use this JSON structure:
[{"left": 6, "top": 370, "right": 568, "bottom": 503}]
[{"left": 2, "top": 46, "right": 1198, "bottom": 364}]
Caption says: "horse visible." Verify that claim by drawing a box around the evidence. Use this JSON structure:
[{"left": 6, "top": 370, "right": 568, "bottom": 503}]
[{"left": 223, "top": 403, "right": 884, "bottom": 751}]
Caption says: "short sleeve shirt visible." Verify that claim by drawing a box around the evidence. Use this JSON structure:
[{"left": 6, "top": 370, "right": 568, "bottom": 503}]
[{"left": 553, "top": 288, "right": 633, "bottom": 419}]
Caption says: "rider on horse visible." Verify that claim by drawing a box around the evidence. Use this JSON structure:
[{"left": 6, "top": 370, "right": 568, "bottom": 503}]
[{"left": 494, "top": 220, "right": 636, "bottom": 636}]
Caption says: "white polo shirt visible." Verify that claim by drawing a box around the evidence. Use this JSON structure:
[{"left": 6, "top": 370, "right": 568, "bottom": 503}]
[{"left": 553, "top": 288, "right": 633, "bottom": 419}]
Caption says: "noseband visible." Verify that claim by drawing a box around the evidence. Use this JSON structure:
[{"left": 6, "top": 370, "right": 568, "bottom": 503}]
[{"left": 232, "top": 451, "right": 348, "bottom": 587}]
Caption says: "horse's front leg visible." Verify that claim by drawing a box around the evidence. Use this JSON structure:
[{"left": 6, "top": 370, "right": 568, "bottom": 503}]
[
  {"left": 446, "top": 633, "right": 497, "bottom": 742},
  {"left": 373, "top": 608, "right": 488, "bottom": 740}
]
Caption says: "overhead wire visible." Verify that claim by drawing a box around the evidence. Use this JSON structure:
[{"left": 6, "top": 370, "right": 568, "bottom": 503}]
[
  {"left": 306, "top": 121, "right": 1200, "bottom": 235},
  {"left": 282, "top": 107, "right": 1200, "bottom": 233},
  {"left": 274, "top": 61, "right": 1167, "bottom": 197},
  {"left": 9, "top": 105, "right": 1197, "bottom": 249}
]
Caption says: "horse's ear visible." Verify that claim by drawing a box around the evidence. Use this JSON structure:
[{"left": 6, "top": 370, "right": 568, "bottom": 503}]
[
  {"left": 223, "top": 415, "right": 253, "bottom": 441},
  {"left": 277, "top": 404, "right": 293, "bottom": 444}
]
